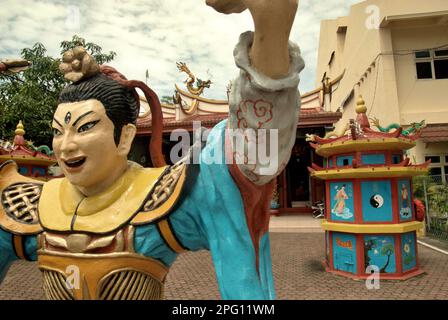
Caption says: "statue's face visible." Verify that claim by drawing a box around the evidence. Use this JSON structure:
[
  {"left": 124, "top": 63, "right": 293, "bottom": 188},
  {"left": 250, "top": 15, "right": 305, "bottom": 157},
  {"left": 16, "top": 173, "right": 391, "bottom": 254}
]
[{"left": 52, "top": 99, "right": 127, "bottom": 193}]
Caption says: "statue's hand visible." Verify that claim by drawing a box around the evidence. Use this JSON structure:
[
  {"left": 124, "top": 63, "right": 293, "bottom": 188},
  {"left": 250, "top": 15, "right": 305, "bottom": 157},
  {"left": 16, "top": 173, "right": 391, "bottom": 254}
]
[
  {"left": 206, "top": 0, "right": 298, "bottom": 22},
  {"left": 0, "top": 59, "right": 31, "bottom": 73},
  {"left": 205, "top": 0, "right": 247, "bottom": 14}
]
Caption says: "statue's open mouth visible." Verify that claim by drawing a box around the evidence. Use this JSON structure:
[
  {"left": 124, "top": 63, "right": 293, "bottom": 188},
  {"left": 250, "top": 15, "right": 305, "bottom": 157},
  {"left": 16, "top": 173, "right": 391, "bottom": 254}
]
[{"left": 64, "top": 157, "right": 86, "bottom": 168}]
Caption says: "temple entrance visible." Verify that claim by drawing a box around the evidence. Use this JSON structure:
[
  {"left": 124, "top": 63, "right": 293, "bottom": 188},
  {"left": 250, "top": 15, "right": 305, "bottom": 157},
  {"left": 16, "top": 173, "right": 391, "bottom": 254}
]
[
  {"left": 286, "top": 139, "right": 312, "bottom": 207},
  {"left": 275, "top": 127, "right": 326, "bottom": 214}
]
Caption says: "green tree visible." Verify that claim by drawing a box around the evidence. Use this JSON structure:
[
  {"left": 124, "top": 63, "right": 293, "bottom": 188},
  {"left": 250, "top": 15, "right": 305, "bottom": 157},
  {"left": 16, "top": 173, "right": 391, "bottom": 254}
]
[
  {"left": 380, "top": 243, "right": 394, "bottom": 273},
  {"left": 0, "top": 35, "right": 116, "bottom": 147},
  {"left": 160, "top": 95, "right": 173, "bottom": 104}
]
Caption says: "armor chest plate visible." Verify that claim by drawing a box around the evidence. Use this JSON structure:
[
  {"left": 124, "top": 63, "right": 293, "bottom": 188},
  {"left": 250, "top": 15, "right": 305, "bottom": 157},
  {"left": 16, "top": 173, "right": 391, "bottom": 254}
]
[{"left": 37, "top": 226, "right": 168, "bottom": 300}]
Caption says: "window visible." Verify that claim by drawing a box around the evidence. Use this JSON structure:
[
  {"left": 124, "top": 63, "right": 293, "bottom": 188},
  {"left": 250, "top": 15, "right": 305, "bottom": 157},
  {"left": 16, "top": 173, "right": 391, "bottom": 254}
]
[
  {"left": 19, "top": 166, "right": 28, "bottom": 175},
  {"left": 429, "top": 168, "right": 442, "bottom": 184},
  {"left": 392, "top": 154, "right": 402, "bottom": 164},
  {"left": 415, "top": 50, "right": 448, "bottom": 80},
  {"left": 426, "top": 154, "right": 448, "bottom": 184},
  {"left": 415, "top": 51, "right": 431, "bottom": 59},
  {"left": 425, "top": 156, "right": 441, "bottom": 163},
  {"left": 429, "top": 167, "right": 442, "bottom": 175},
  {"left": 416, "top": 61, "right": 433, "bottom": 79},
  {"left": 434, "top": 59, "right": 448, "bottom": 79},
  {"left": 336, "top": 155, "right": 353, "bottom": 167},
  {"left": 435, "top": 50, "right": 448, "bottom": 57},
  {"left": 32, "top": 167, "right": 46, "bottom": 177},
  {"left": 361, "top": 154, "right": 386, "bottom": 165}
]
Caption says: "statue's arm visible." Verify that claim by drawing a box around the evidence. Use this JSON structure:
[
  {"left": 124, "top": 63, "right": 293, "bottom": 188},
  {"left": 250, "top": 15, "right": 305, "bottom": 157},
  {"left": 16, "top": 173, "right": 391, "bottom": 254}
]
[
  {"left": 0, "top": 230, "right": 37, "bottom": 284},
  {"left": 0, "top": 161, "right": 41, "bottom": 283},
  {"left": 242, "top": 0, "right": 298, "bottom": 79},
  {"left": 0, "top": 229, "right": 17, "bottom": 283},
  {"left": 207, "top": 0, "right": 304, "bottom": 185}
]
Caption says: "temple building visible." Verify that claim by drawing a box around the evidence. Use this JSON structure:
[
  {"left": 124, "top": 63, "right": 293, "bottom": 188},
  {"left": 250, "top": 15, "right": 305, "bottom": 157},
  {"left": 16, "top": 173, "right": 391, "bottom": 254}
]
[
  {"left": 315, "top": 0, "right": 448, "bottom": 183},
  {"left": 132, "top": 64, "right": 342, "bottom": 215}
]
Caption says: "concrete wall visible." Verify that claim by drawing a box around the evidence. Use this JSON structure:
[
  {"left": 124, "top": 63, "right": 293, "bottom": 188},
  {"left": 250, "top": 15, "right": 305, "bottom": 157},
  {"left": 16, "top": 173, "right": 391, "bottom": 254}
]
[
  {"left": 408, "top": 141, "right": 448, "bottom": 165},
  {"left": 392, "top": 25, "right": 448, "bottom": 125}
]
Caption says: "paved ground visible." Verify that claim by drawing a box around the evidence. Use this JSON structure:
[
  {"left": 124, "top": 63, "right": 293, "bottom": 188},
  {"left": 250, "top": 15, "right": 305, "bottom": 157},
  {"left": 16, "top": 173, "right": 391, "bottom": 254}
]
[
  {"left": 1, "top": 228, "right": 448, "bottom": 300},
  {"left": 269, "top": 215, "right": 323, "bottom": 233},
  {"left": 419, "top": 234, "right": 448, "bottom": 252}
]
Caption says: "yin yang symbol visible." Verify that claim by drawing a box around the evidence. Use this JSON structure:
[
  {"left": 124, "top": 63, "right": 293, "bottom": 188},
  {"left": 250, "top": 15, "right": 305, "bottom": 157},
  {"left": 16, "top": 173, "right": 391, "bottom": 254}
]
[{"left": 370, "top": 194, "right": 384, "bottom": 208}]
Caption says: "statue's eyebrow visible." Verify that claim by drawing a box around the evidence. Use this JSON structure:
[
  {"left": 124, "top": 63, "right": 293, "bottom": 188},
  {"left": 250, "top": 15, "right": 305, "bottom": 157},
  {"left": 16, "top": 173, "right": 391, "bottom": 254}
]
[
  {"left": 53, "top": 117, "right": 63, "bottom": 127},
  {"left": 72, "top": 111, "right": 94, "bottom": 127}
]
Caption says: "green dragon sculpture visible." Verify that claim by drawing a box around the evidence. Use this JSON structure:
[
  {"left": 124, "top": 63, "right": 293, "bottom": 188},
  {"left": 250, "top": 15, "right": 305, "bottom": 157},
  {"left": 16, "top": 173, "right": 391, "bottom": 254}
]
[
  {"left": 26, "top": 141, "right": 54, "bottom": 156},
  {"left": 370, "top": 117, "right": 426, "bottom": 136}
]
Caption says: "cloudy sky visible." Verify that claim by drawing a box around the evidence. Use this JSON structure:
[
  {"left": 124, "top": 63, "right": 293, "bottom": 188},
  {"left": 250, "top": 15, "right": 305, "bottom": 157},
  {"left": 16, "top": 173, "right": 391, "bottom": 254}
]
[{"left": 0, "top": 0, "right": 362, "bottom": 99}]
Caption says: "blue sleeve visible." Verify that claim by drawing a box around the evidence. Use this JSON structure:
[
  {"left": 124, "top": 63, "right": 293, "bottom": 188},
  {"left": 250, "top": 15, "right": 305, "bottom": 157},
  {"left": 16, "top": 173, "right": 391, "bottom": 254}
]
[
  {"left": 134, "top": 223, "right": 178, "bottom": 267},
  {"left": 24, "top": 235, "right": 38, "bottom": 261},
  {"left": 169, "top": 120, "right": 275, "bottom": 300},
  {"left": 0, "top": 229, "right": 16, "bottom": 282},
  {"left": 0, "top": 229, "right": 38, "bottom": 283}
]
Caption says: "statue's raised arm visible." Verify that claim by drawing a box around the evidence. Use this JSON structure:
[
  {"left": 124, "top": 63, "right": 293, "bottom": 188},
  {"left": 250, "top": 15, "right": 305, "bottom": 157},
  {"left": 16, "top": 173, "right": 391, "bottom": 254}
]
[
  {"left": 207, "top": 0, "right": 298, "bottom": 78},
  {"left": 162, "top": 0, "right": 305, "bottom": 299},
  {"left": 206, "top": 0, "right": 304, "bottom": 185}
]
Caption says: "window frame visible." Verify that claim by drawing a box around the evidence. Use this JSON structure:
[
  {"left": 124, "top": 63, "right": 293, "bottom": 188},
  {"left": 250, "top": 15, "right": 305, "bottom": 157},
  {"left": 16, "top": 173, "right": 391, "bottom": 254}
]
[
  {"left": 426, "top": 153, "right": 448, "bottom": 184},
  {"left": 415, "top": 50, "right": 448, "bottom": 81}
]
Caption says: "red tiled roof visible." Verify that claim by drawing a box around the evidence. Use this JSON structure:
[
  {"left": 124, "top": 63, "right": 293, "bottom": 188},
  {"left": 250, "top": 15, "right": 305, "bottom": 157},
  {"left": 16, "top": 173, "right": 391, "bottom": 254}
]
[
  {"left": 137, "top": 113, "right": 229, "bottom": 129},
  {"left": 420, "top": 125, "right": 448, "bottom": 142},
  {"left": 0, "top": 144, "right": 55, "bottom": 161},
  {"left": 137, "top": 108, "right": 341, "bottom": 132}
]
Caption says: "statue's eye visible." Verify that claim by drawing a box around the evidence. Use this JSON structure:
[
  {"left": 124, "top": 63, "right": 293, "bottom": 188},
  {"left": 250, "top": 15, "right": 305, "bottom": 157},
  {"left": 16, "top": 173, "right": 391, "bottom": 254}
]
[
  {"left": 52, "top": 128, "right": 62, "bottom": 137},
  {"left": 78, "top": 120, "right": 99, "bottom": 133}
]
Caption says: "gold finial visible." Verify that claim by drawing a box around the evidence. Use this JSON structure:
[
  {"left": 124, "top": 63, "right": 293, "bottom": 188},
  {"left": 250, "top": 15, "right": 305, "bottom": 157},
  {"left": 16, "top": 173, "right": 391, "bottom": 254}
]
[
  {"left": 15, "top": 120, "right": 25, "bottom": 136},
  {"left": 356, "top": 95, "right": 367, "bottom": 114}
]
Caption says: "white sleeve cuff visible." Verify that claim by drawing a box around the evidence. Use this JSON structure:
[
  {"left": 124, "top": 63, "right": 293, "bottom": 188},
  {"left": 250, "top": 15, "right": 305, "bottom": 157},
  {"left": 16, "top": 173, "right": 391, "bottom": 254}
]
[{"left": 233, "top": 31, "right": 305, "bottom": 92}]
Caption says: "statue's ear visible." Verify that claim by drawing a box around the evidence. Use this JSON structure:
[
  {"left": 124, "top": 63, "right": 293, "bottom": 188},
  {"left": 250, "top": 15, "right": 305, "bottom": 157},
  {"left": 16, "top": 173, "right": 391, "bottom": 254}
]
[{"left": 117, "top": 124, "right": 137, "bottom": 156}]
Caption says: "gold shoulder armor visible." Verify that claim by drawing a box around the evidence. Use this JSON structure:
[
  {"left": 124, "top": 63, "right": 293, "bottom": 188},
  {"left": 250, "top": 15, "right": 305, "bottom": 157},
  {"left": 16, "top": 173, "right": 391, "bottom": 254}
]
[
  {"left": 0, "top": 161, "right": 43, "bottom": 235},
  {"left": 131, "top": 160, "right": 187, "bottom": 225}
]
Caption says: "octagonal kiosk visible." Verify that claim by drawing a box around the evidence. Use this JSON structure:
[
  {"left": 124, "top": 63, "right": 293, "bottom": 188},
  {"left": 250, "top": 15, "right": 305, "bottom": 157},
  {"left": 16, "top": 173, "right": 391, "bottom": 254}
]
[
  {"left": 0, "top": 121, "right": 56, "bottom": 180},
  {"left": 308, "top": 96, "right": 429, "bottom": 280}
]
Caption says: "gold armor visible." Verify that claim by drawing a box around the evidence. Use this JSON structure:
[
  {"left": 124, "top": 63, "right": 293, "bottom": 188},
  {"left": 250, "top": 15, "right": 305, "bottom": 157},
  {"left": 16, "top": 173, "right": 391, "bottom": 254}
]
[
  {"left": 0, "top": 160, "right": 188, "bottom": 300},
  {"left": 38, "top": 226, "right": 169, "bottom": 300}
]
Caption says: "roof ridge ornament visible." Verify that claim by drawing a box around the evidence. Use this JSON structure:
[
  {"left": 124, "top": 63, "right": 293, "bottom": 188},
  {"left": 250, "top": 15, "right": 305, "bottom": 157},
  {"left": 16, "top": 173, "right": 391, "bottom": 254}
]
[
  {"left": 355, "top": 95, "right": 367, "bottom": 114},
  {"left": 13, "top": 120, "right": 26, "bottom": 146},
  {"left": 15, "top": 120, "right": 25, "bottom": 137},
  {"left": 176, "top": 62, "right": 211, "bottom": 96},
  {"left": 355, "top": 95, "right": 370, "bottom": 130}
]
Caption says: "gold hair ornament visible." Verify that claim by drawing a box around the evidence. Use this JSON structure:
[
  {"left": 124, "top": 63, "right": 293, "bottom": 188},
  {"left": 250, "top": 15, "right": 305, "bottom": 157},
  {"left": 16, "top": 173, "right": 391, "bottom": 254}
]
[{"left": 59, "top": 46, "right": 100, "bottom": 83}]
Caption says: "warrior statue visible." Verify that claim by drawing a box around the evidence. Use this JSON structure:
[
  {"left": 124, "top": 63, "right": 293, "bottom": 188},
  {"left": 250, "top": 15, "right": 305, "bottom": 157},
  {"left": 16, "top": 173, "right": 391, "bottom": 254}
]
[{"left": 0, "top": 0, "right": 304, "bottom": 300}]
